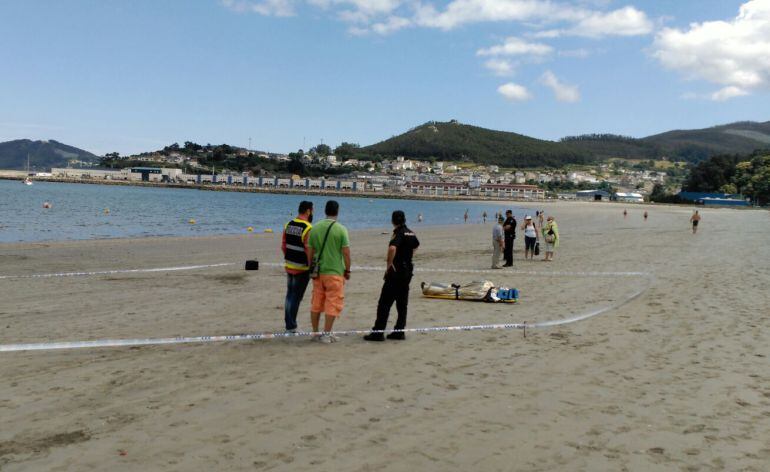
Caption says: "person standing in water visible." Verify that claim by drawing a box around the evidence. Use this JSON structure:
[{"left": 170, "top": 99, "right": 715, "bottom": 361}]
[
  {"left": 644, "top": 210, "right": 648, "bottom": 221},
  {"left": 690, "top": 210, "right": 701, "bottom": 234},
  {"left": 417, "top": 213, "right": 423, "bottom": 223},
  {"left": 464, "top": 210, "right": 469, "bottom": 224},
  {"left": 482, "top": 211, "right": 488, "bottom": 224}
]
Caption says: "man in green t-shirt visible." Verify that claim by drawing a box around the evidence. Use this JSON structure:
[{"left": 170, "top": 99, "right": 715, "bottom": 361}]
[{"left": 307, "top": 200, "right": 351, "bottom": 344}]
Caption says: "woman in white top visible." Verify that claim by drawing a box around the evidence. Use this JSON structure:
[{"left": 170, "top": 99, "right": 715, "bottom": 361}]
[{"left": 520, "top": 215, "right": 539, "bottom": 260}]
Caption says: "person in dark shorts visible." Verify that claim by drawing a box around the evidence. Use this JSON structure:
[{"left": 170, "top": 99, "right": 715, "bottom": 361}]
[
  {"left": 521, "top": 215, "right": 538, "bottom": 260},
  {"left": 502, "top": 210, "right": 516, "bottom": 267},
  {"left": 364, "top": 211, "right": 420, "bottom": 341},
  {"left": 690, "top": 210, "right": 701, "bottom": 234}
]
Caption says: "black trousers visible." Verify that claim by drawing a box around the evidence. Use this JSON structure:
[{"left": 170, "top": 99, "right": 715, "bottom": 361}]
[
  {"left": 504, "top": 235, "right": 515, "bottom": 265},
  {"left": 373, "top": 273, "right": 412, "bottom": 332}
]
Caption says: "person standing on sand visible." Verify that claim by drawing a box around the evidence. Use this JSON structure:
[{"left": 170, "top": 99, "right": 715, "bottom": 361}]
[
  {"left": 538, "top": 211, "right": 545, "bottom": 228},
  {"left": 521, "top": 215, "right": 538, "bottom": 261},
  {"left": 364, "top": 211, "right": 420, "bottom": 342},
  {"left": 307, "top": 200, "right": 351, "bottom": 344},
  {"left": 503, "top": 210, "right": 516, "bottom": 267},
  {"left": 491, "top": 215, "right": 505, "bottom": 269},
  {"left": 281, "top": 201, "right": 314, "bottom": 333},
  {"left": 542, "top": 215, "right": 559, "bottom": 262},
  {"left": 690, "top": 210, "right": 701, "bottom": 234}
]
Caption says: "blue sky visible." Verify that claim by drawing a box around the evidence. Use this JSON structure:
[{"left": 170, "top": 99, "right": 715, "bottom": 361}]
[{"left": 1, "top": 0, "right": 768, "bottom": 155}]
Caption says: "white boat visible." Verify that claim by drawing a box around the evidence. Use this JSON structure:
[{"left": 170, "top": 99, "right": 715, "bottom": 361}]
[{"left": 23, "top": 154, "right": 33, "bottom": 185}]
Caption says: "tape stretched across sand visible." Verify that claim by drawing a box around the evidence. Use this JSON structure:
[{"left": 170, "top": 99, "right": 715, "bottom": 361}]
[{"left": 0, "top": 262, "right": 652, "bottom": 353}]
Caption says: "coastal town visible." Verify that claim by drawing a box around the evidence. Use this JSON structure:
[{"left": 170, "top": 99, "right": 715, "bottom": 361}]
[{"left": 32, "top": 146, "right": 678, "bottom": 203}]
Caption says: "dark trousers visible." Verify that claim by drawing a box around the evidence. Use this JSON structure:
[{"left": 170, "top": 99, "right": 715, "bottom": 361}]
[
  {"left": 284, "top": 271, "right": 310, "bottom": 330},
  {"left": 373, "top": 273, "right": 412, "bottom": 332},
  {"left": 504, "top": 235, "right": 514, "bottom": 265}
]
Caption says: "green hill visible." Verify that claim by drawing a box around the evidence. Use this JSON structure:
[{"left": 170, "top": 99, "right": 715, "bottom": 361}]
[
  {"left": 0, "top": 139, "right": 99, "bottom": 170},
  {"left": 642, "top": 121, "right": 770, "bottom": 162},
  {"left": 363, "top": 121, "right": 593, "bottom": 168},
  {"left": 363, "top": 120, "right": 770, "bottom": 167}
]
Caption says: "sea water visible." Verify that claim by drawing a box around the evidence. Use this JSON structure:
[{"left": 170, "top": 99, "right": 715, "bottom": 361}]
[{"left": 0, "top": 180, "right": 535, "bottom": 243}]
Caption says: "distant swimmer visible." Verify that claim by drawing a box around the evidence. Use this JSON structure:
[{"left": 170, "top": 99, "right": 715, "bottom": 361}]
[
  {"left": 42, "top": 201, "right": 52, "bottom": 209},
  {"left": 690, "top": 210, "right": 701, "bottom": 234},
  {"left": 417, "top": 213, "right": 423, "bottom": 223}
]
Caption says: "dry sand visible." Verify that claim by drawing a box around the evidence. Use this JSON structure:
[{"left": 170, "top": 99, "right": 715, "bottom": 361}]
[{"left": 0, "top": 202, "right": 768, "bottom": 471}]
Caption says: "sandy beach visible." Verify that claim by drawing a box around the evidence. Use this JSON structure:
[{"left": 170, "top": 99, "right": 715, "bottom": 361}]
[{"left": 1, "top": 202, "right": 768, "bottom": 471}]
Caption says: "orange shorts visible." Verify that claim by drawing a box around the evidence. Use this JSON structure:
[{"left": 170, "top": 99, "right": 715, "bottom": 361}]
[{"left": 310, "top": 275, "right": 345, "bottom": 316}]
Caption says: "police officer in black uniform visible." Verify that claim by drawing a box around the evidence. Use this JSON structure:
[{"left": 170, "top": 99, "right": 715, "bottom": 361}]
[
  {"left": 503, "top": 209, "right": 516, "bottom": 267},
  {"left": 364, "top": 210, "right": 420, "bottom": 341}
]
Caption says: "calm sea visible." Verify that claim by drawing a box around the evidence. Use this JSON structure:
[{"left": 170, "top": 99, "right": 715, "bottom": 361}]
[{"left": 0, "top": 180, "right": 535, "bottom": 243}]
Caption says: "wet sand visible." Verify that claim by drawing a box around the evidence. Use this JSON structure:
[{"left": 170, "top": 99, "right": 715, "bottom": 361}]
[{"left": 0, "top": 202, "right": 768, "bottom": 471}]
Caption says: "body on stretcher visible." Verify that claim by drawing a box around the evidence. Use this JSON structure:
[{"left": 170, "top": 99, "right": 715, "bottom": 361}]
[{"left": 421, "top": 280, "right": 519, "bottom": 303}]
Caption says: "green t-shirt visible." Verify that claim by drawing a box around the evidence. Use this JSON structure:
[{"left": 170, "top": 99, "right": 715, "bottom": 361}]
[{"left": 308, "top": 219, "right": 350, "bottom": 275}]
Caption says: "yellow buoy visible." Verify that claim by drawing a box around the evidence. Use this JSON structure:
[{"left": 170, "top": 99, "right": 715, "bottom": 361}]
[
  {"left": 264, "top": 228, "right": 273, "bottom": 233},
  {"left": 247, "top": 226, "right": 254, "bottom": 232},
  {"left": 189, "top": 219, "right": 196, "bottom": 225}
]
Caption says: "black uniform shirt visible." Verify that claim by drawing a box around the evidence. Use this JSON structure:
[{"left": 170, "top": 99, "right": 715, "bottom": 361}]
[
  {"left": 503, "top": 216, "right": 517, "bottom": 237},
  {"left": 391, "top": 225, "right": 420, "bottom": 269}
]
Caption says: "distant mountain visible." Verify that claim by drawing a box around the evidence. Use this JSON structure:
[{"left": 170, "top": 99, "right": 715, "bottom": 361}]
[
  {"left": 363, "top": 121, "right": 593, "bottom": 168},
  {"left": 363, "top": 120, "right": 770, "bottom": 167},
  {"left": 642, "top": 121, "right": 770, "bottom": 162},
  {"left": 562, "top": 121, "right": 770, "bottom": 163},
  {"left": 0, "top": 139, "right": 99, "bottom": 170}
]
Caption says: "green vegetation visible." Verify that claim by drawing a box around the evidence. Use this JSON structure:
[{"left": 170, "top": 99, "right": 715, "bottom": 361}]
[
  {"left": 679, "top": 150, "right": 770, "bottom": 205},
  {"left": 362, "top": 121, "right": 593, "bottom": 168}
]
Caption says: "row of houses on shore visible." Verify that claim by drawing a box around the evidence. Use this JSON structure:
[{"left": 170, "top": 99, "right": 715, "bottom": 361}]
[{"left": 50, "top": 167, "right": 546, "bottom": 199}]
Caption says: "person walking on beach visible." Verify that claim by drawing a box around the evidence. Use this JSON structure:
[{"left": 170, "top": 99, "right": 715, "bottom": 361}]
[
  {"left": 542, "top": 215, "right": 559, "bottom": 262},
  {"left": 521, "top": 215, "right": 538, "bottom": 261},
  {"left": 503, "top": 210, "right": 516, "bottom": 267},
  {"left": 690, "top": 210, "right": 701, "bottom": 234},
  {"left": 281, "top": 200, "right": 313, "bottom": 333},
  {"left": 491, "top": 215, "right": 505, "bottom": 269},
  {"left": 364, "top": 211, "right": 420, "bottom": 342},
  {"left": 308, "top": 200, "right": 351, "bottom": 343}
]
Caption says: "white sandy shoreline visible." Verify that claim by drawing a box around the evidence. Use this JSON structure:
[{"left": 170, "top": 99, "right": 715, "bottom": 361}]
[{"left": 1, "top": 203, "right": 768, "bottom": 471}]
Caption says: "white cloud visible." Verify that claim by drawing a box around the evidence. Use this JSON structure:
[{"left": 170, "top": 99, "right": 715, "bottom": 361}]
[
  {"left": 711, "top": 86, "right": 750, "bottom": 101},
  {"left": 540, "top": 70, "right": 580, "bottom": 102},
  {"left": 568, "top": 5, "right": 653, "bottom": 37},
  {"left": 653, "top": 0, "right": 770, "bottom": 100},
  {"left": 477, "top": 37, "right": 553, "bottom": 57},
  {"left": 483, "top": 58, "right": 516, "bottom": 76},
  {"left": 497, "top": 82, "right": 533, "bottom": 102},
  {"left": 220, "top": 0, "right": 297, "bottom": 17},
  {"left": 558, "top": 48, "right": 591, "bottom": 58}
]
